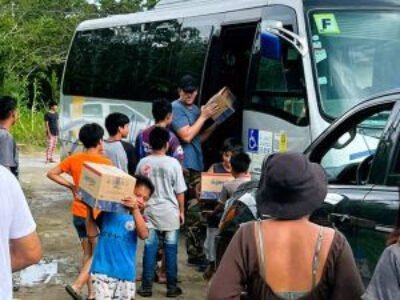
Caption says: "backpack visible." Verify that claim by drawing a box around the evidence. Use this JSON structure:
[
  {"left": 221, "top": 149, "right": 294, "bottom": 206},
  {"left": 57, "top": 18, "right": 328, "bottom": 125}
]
[{"left": 216, "top": 180, "right": 258, "bottom": 265}]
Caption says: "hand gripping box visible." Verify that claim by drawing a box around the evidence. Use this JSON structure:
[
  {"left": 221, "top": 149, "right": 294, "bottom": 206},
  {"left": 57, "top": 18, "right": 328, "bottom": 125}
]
[
  {"left": 206, "top": 87, "right": 236, "bottom": 124},
  {"left": 79, "top": 162, "right": 136, "bottom": 214}
]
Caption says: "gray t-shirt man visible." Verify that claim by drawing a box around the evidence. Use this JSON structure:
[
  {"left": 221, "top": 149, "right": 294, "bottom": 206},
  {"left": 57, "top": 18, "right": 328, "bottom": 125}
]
[
  {"left": 136, "top": 155, "right": 187, "bottom": 231},
  {"left": 0, "top": 128, "right": 18, "bottom": 177}
]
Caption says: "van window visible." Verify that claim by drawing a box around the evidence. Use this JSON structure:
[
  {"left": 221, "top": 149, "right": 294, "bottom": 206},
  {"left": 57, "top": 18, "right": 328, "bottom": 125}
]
[
  {"left": 82, "top": 104, "right": 102, "bottom": 117},
  {"left": 63, "top": 20, "right": 183, "bottom": 101}
]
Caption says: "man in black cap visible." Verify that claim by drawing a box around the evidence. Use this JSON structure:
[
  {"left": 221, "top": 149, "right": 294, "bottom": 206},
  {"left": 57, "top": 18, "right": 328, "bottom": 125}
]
[
  {"left": 171, "top": 75, "right": 219, "bottom": 178},
  {"left": 171, "top": 75, "right": 219, "bottom": 263}
]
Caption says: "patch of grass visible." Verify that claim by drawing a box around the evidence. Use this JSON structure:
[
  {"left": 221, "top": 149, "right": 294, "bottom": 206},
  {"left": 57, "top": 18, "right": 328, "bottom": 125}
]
[{"left": 12, "top": 107, "right": 47, "bottom": 150}]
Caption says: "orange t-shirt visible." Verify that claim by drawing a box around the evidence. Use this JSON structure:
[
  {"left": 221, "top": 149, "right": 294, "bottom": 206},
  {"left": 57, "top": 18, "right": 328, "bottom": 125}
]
[{"left": 59, "top": 153, "right": 112, "bottom": 218}]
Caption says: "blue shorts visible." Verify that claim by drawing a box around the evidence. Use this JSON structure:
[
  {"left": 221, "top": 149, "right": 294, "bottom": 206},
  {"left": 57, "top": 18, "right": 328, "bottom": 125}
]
[{"left": 73, "top": 216, "right": 87, "bottom": 239}]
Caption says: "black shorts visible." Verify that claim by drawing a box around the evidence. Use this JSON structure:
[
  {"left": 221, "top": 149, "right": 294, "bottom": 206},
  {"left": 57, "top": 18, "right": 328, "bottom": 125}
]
[{"left": 73, "top": 216, "right": 87, "bottom": 239}]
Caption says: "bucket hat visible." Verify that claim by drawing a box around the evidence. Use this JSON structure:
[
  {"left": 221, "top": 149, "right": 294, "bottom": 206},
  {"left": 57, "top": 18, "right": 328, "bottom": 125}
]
[{"left": 256, "top": 153, "right": 327, "bottom": 220}]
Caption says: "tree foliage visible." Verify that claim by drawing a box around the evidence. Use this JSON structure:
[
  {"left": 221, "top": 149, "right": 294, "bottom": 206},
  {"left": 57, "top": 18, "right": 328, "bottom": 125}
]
[{"left": 0, "top": 0, "right": 157, "bottom": 103}]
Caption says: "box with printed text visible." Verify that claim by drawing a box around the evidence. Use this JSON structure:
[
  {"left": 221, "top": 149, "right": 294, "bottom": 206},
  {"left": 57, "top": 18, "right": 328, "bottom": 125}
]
[{"left": 200, "top": 173, "right": 251, "bottom": 200}]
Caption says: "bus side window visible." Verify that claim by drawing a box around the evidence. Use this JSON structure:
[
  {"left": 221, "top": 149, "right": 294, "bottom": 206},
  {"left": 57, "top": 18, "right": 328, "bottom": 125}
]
[{"left": 63, "top": 20, "right": 183, "bottom": 102}]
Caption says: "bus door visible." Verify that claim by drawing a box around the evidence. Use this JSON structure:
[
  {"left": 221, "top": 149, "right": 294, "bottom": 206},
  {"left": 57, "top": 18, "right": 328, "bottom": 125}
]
[
  {"left": 201, "top": 22, "right": 258, "bottom": 168},
  {"left": 244, "top": 5, "right": 311, "bottom": 175}
]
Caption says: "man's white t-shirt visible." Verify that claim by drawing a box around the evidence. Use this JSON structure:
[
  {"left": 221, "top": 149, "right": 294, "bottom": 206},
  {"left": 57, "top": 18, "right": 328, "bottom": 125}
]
[{"left": 0, "top": 166, "right": 36, "bottom": 299}]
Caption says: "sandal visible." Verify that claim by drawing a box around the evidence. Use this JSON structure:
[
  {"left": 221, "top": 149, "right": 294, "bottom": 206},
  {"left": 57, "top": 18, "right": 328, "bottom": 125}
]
[{"left": 65, "top": 285, "right": 83, "bottom": 300}]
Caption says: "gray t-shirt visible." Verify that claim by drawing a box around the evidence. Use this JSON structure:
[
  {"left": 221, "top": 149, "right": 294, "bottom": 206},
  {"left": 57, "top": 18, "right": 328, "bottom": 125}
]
[
  {"left": 218, "top": 177, "right": 249, "bottom": 205},
  {"left": 104, "top": 141, "right": 128, "bottom": 173},
  {"left": 136, "top": 155, "right": 187, "bottom": 231},
  {"left": 104, "top": 140, "right": 138, "bottom": 176},
  {"left": 363, "top": 243, "right": 400, "bottom": 300},
  {"left": 0, "top": 128, "right": 18, "bottom": 177}
]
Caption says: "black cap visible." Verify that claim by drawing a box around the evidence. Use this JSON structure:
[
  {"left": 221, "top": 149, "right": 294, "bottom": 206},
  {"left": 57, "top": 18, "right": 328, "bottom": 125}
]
[
  {"left": 178, "top": 75, "right": 198, "bottom": 93},
  {"left": 256, "top": 153, "right": 327, "bottom": 220}
]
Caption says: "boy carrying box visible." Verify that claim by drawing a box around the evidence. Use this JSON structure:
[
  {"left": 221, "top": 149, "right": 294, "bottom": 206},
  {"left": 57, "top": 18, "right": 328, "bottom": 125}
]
[
  {"left": 47, "top": 123, "right": 112, "bottom": 300},
  {"left": 87, "top": 175, "right": 155, "bottom": 300},
  {"left": 211, "top": 152, "right": 251, "bottom": 217}
]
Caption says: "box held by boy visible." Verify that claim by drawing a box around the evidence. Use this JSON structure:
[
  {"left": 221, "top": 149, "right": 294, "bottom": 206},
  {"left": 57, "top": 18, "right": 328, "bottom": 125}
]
[
  {"left": 79, "top": 162, "right": 136, "bottom": 214},
  {"left": 200, "top": 173, "right": 234, "bottom": 200}
]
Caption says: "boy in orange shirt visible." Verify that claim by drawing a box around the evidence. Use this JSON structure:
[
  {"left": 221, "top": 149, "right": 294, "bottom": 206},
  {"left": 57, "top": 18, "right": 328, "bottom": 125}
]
[{"left": 47, "top": 123, "right": 111, "bottom": 300}]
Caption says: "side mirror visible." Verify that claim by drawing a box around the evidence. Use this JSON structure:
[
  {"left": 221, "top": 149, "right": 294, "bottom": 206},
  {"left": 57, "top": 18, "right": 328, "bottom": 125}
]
[
  {"left": 260, "top": 31, "right": 283, "bottom": 60},
  {"left": 260, "top": 19, "right": 308, "bottom": 57}
]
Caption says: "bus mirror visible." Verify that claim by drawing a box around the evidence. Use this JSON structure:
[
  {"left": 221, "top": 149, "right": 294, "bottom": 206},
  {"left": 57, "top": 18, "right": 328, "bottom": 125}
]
[
  {"left": 260, "top": 31, "right": 283, "bottom": 60},
  {"left": 261, "top": 20, "right": 308, "bottom": 57}
]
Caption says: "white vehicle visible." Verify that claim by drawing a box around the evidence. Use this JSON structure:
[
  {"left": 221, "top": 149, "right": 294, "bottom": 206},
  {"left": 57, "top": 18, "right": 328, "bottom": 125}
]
[{"left": 60, "top": 0, "right": 400, "bottom": 172}]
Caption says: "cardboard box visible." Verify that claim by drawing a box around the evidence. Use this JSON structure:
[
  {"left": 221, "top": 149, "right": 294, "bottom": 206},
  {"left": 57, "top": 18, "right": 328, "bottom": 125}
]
[
  {"left": 79, "top": 162, "right": 136, "bottom": 213},
  {"left": 200, "top": 173, "right": 236, "bottom": 200},
  {"left": 207, "top": 87, "right": 236, "bottom": 124}
]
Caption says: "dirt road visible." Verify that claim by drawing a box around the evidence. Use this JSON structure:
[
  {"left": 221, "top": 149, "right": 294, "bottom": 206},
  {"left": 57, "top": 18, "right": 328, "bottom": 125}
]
[{"left": 14, "top": 153, "right": 207, "bottom": 300}]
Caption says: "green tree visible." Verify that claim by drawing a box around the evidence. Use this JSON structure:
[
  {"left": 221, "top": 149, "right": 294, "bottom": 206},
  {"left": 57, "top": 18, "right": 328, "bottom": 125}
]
[{"left": 0, "top": 0, "right": 158, "bottom": 147}]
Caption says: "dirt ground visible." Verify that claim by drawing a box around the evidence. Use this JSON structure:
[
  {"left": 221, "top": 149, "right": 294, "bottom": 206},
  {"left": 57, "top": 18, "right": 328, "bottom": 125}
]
[{"left": 14, "top": 153, "right": 208, "bottom": 300}]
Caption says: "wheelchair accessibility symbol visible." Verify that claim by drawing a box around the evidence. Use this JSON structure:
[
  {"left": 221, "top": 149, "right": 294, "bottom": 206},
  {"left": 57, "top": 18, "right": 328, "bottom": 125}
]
[{"left": 248, "top": 129, "right": 259, "bottom": 152}]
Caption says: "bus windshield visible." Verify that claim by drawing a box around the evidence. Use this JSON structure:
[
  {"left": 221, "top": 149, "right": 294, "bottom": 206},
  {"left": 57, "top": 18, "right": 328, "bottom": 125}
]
[{"left": 309, "top": 10, "right": 400, "bottom": 119}]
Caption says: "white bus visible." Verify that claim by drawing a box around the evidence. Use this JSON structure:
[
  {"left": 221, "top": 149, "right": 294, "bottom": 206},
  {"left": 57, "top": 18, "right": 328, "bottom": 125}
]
[{"left": 60, "top": 0, "right": 400, "bottom": 172}]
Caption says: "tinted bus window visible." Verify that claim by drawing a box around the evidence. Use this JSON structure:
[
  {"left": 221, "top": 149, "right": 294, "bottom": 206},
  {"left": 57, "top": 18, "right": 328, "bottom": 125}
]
[
  {"left": 63, "top": 20, "right": 182, "bottom": 101},
  {"left": 177, "top": 17, "right": 217, "bottom": 101}
]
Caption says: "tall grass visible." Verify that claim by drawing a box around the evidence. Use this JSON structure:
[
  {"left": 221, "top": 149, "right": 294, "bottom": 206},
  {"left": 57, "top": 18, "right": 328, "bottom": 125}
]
[{"left": 12, "top": 107, "right": 47, "bottom": 149}]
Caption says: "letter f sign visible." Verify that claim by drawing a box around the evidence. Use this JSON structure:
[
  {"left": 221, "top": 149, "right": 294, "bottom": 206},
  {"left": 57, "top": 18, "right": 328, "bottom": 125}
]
[{"left": 322, "top": 18, "right": 332, "bottom": 30}]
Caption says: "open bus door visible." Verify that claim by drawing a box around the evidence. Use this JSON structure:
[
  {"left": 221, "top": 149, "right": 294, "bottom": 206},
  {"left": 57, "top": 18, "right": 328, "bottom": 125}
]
[{"left": 201, "top": 22, "right": 258, "bottom": 168}]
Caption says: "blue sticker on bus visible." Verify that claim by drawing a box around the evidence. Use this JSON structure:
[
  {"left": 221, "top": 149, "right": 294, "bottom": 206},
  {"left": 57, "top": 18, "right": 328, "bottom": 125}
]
[{"left": 248, "top": 128, "right": 259, "bottom": 152}]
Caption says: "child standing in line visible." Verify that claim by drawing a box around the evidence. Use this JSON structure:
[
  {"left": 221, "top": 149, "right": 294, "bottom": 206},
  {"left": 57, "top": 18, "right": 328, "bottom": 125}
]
[
  {"left": 202, "top": 138, "right": 243, "bottom": 278},
  {"left": 136, "top": 127, "right": 187, "bottom": 298},
  {"left": 87, "top": 175, "right": 155, "bottom": 300},
  {"left": 47, "top": 123, "right": 112, "bottom": 300},
  {"left": 136, "top": 98, "right": 185, "bottom": 284},
  {"left": 44, "top": 101, "right": 59, "bottom": 163},
  {"left": 104, "top": 112, "right": 138, "bottom": 176},
  {"left": 207, "top": 138, "right": 243, "bottom": 174},
  {"left": 136, "top": 98, "right": 184, "bottom": 163},
  {"left": 211, "top": 152, "right": 251, "bottom": 217}
]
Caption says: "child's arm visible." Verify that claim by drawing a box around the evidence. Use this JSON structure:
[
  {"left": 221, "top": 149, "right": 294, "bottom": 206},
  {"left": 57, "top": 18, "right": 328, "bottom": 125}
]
[
  {"left": 122, "top": 196, "right": 149, "bottom": 240},
  {"left": 177, "top": 192, "right": 185, "bottom": 225},
  {"left": 132, "top": 208, "right": 148, "bottom": 240},
  {"left": 47, "top": 165, "right": 78, "bottom": 199}
]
